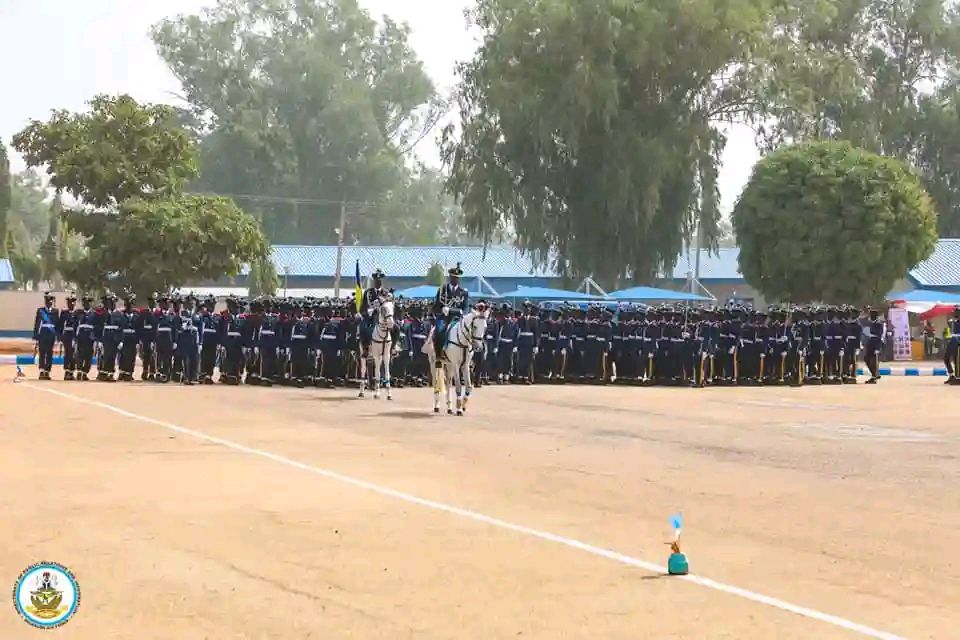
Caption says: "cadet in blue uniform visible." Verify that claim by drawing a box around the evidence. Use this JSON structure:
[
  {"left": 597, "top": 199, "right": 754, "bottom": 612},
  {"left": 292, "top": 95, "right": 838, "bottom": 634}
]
[
  {"left": 155, "top": 295, "right": 178, "bottom": 383},
  {"left": 75, "top": 295, "right": 97, "bottom": 380},
  {"left": 33, "top": 292, "right": 59, "bottom": 380},
  {"left": 198, "top": 296, "right": 220, "bottom": 384},
  {"left": 432, "top": 263, "right": 469, "bottom": 365},
  {"left": 117, "top": 293, "right": 139, "bottom": 382},
  {"left": 863, "top": 307, "right": 885, "bottom": 384},
  {"left": 59, "top": 293, "right": 79, "bottom": 380},
  {"left": 97, "top": 292, "right": 122, "bottom": 382},
  {"left": 219, "top": 296, "right": 244, "bottom": 385},
  {"left": 514, "top": 301, "right": 540, "bottom": 384},
  {"left": 944, "top": 306, "right": 960, "bottom": 385},
  {"left": 497, "top": 304, "right": 518, "bottom": 382},
  {"left": 137, "top": 293, "right": 159, "bottom": 381},
  {"left": 177, "top": 296, "right": 202, "bottom": 385},
  {"left": 290, "top": 303, "right": 315, "bottom": 387}
]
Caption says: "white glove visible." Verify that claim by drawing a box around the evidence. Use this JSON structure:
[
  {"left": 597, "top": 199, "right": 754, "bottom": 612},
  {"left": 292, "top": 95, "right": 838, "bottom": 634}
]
[
  {"left": 533, "top": 347, "right": 539, "bottom": 354},
  {"left": 648, "top": 352, "right": 654, "bottom": 359},
  {"left": 513, "top": 347, "right": 518, "bottom": 353},
  {"left": 408, "top": 351, "right": 413, "bottom": 357},
  {"left": 728, "top": 347, "right": 735, "bottom": 354},
  {"left": 493, "top": 349, "right": 498, "bottom": 354},
  {"left": 560, "top": 348, "right": 566, "bottom": 355},
  {"left": 839, "top": 350, "right": 845, "bottom": 357},
  {"left": 367, "top": 308, "right": 374, "bottom": 317},
  {"left": 442, "top": 305, "right": 450, "bottom": 315}
]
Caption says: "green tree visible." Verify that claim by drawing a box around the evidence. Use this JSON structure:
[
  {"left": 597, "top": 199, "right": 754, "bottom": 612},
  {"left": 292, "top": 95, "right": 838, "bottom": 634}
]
[
  {"left": 733, "top": 141, "right": 937, "bottom": 304},
  {"left": 0, "top": 141, "right": 10, "bottom": 258},
  {"left": 13, "top": 95, "right": 269, "bottom": 296},
  {"left": 445, "top": 0, "right": 772, "bottom": 285},
  {"left": 753, "top": 0, "right": 960, "bottom": 233},
  {"left": 152, "top": 0, "right": 443, "bottom": 245},
  {"left": 248, "top": 255, "right": 279, "bottom": 297},
  {"left": 425, "top": 261, "right": 444, "bottom": 286},
  {"left": 13, "top": 95, "right": 197, "bottom": 209},
  {"left": 61, "top": 195, "right": 269, "bottom": 296},
  {"left": 40, "top": 194, "right": 63, "bottom": 288}
]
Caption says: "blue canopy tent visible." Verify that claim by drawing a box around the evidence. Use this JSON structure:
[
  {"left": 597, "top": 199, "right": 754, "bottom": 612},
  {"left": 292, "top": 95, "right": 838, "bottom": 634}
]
[
  {"left": 395, "top": 285, "right": 439, "bottom": 299},
  {"left": 887, "top": 288, "right": 960, "bottom": 316},
  {"left": 497, "top": 285, "right": 608, "bottom": 302},
  {"left": 395, "top": 284, "right": 501, "bottom": 300},
  {"left": 608, "top": 285, "right": 711, "bottom": 302},
  {"left": 887, "top": 288, "right": 960, "bottom": 304}
]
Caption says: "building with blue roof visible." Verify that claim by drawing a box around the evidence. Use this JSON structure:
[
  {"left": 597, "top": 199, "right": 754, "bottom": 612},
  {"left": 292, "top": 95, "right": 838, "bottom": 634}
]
[
  {"left": 232, "top": 245, "right": 563, "bottom": 295},
  {"left": 198, "top": 240, "right": 960, "bottom": 304},
  {"left": 0, "top": 258, "right": 15, "bottom": 290}
]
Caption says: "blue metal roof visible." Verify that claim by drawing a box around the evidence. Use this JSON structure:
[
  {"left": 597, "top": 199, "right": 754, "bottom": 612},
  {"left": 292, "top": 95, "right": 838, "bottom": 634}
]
[
  {"left": 609, "top": 285, "right": 711, "bottom": 301},
  {"left": 245, "top": 240, "right": 960, "bottom": 288},
  {"left": 908, "top": 239, "right": 960, "bottom": 287},
  {"left": 0, "top": 259, "right": 14, "bottom": 283},
  {"left": 666, "top": 248, "right": 742, "bottom": 281},
  {"left": 257, "top": 245, "right": 557, "bottom": 279},
  {"left": 395, "top": 285, "right": 439, "bottom": 299},
  {"left": 498, "top": 286, "right": 606, "bottom": 301},
  {"left": 887, "top": 288, "right": 960, "bottom": 303}
]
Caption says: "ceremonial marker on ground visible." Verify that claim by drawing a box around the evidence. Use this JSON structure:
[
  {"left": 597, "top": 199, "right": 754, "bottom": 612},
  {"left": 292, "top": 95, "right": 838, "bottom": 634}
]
[{"left": 666, "top": 512, "right": 688, "bottom": 576}]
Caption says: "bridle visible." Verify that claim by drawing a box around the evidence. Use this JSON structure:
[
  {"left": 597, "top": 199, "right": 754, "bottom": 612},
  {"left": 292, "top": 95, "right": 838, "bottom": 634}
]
[
  {"left": 450, "top": 310, "right": 487, "bottom": 351},
  {"left": 371, "top": 299, "right": 395, "bottom": 349}
]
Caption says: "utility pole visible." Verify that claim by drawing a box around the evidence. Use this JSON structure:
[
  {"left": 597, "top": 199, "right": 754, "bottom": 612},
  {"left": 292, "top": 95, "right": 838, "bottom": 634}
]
[
  {"left": 333, "top": 201, "right": 347, "bottom": 298},
  {"left": 692, "top": 219, "right": 702, "bottom": 295}
]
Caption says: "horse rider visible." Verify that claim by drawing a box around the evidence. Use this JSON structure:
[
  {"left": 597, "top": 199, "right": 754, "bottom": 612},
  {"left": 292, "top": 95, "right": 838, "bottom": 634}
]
[
  {"left": 432, "top": 262, "right": 470, "bottom": 366},
  {"left": 359, "top": 268, "right": 399, "bottom": 355}
]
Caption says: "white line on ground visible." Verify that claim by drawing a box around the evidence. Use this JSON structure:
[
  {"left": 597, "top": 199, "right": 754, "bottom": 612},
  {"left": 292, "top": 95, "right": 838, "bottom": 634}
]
[{"left": 23, "top": 384, "right": 907, "bottom": 640}]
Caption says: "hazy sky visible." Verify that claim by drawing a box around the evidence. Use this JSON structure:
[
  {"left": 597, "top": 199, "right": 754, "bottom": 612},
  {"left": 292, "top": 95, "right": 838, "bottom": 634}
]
[{"left": 0, "top": 0, "right": 759, "bottom": 212}]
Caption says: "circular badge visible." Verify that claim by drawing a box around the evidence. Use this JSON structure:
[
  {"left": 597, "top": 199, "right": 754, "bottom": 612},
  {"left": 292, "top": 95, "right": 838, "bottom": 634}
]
[{"left": 13, "top": 562, "right": 80, "bottom": 629}]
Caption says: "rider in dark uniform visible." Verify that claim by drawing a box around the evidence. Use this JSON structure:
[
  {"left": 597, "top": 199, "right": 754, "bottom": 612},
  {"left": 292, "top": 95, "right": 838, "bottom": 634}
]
[
  {"left": 359, "top": 268, "right": 399, "bottom": 355},
  {"left": 432, "top": 263, "right": 469, "bottom": 366}
]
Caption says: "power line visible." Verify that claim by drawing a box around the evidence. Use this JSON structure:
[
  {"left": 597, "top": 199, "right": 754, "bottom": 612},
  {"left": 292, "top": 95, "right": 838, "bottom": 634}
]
[{"left": 189, "top": 191, "right": 376, "bottom": 209}]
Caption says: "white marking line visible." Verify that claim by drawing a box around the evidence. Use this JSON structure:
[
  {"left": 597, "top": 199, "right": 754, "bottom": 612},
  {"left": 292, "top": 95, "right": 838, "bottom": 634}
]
[{"left": 25, "top": 384, "right": 906, "bottom": 640}]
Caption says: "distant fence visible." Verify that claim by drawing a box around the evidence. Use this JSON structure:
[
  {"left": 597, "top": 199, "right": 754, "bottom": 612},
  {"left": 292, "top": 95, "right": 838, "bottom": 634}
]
[{"left": 0, "top": 291, "right": 71, "bottom": 332}]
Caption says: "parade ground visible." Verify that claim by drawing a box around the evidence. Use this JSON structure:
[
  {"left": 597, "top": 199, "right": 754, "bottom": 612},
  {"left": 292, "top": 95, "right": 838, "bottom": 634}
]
[{"left": 0, "top": 373, "right": 956, "bottom": 639}]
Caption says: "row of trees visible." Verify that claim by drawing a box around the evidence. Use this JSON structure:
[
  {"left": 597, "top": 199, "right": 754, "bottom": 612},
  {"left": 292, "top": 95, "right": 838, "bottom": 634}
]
[
  {"left": 442, "top": 0, "right": 960, "bottom": 301},
  {"left": 4, "top": 0, "right": 958, "bottom": 301},
  {"left": 10, "top": 95, "right": 270, "bottom": 297},
  {"left": 151, "top": 0, "right": 475, "bottom": 247}
]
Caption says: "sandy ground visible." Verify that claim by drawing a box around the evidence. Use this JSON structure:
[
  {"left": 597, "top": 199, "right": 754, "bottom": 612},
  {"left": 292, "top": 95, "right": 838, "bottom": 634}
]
[{"left": 0, "top": 370, "right": 956, "bottom": 639}]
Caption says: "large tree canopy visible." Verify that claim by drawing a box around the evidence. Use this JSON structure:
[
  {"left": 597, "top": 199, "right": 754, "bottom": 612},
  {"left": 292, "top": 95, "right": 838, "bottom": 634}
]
[
  {"left": 152, "top": 0, "right": 448, "bottom": 245},
  {"left": 754, "top": 0, "right": 960, "bottom": 234},
  {"left": 444, "top": 0, "right": 776, "bottom": 284},
  {"left": 0, "top": 141, "right": 10, "bottom": 258},
  {"left": 733, "top": 141, "right": 937, "bottom": 304},
  {"left": 12, "top": 94, "right": 269, "bottom": 296},
  {"left": 13, "top": 95, "right": 198, "bottom": 209},
  {"left": 62, "top": 195, "right": 269, "bottom": 296}
]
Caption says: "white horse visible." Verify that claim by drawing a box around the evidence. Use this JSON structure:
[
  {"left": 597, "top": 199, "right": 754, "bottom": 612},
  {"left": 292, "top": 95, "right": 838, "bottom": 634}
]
[
  {"left": 423, "top": 307, "right": 489, "bottom": 415},
  {"left": 358, "top": 297, "right": 395, "bottom": 399}
]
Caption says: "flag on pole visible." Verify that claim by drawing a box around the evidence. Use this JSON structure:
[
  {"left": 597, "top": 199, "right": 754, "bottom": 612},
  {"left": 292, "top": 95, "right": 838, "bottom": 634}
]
[
  {"left": 354, "top": 259, "right": 363, "bottom": 312},
  {"left": 669, "top": 512, "right": 683, "bottom": 541}
]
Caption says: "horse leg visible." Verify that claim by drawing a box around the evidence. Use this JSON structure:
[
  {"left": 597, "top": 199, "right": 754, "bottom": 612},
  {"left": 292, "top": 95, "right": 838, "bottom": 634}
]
[
  {"left": 384, "top": 351, "right": 392, "bottom": 400},
  {"left": 460, "top": 359, "right": 471, "bottom": 415},
  {"left": 373, "top": 353, "right": 381, "bottom": 399},
  {"left": 445, "top": 360, "right": 455, "bottom": 415},
  {"left": 358, "top": 352, "right": 366, "bottom": 398}
]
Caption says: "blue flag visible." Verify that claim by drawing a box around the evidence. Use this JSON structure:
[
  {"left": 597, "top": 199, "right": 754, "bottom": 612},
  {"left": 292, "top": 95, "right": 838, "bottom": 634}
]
[{"left": 669, "top": 512, "right": 683, "bottom": 531}]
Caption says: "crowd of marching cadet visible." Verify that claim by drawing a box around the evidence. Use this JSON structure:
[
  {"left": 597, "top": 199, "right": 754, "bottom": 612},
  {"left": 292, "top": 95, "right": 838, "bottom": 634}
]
[{"left": 32, "top": 289, "right": 899, "bottom": 387}]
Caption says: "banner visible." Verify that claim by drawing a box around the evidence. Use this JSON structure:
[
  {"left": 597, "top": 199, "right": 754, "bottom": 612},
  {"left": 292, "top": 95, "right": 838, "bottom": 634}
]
[{"left": 888, "top": 307, "right": 912, "bottom": 361}]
